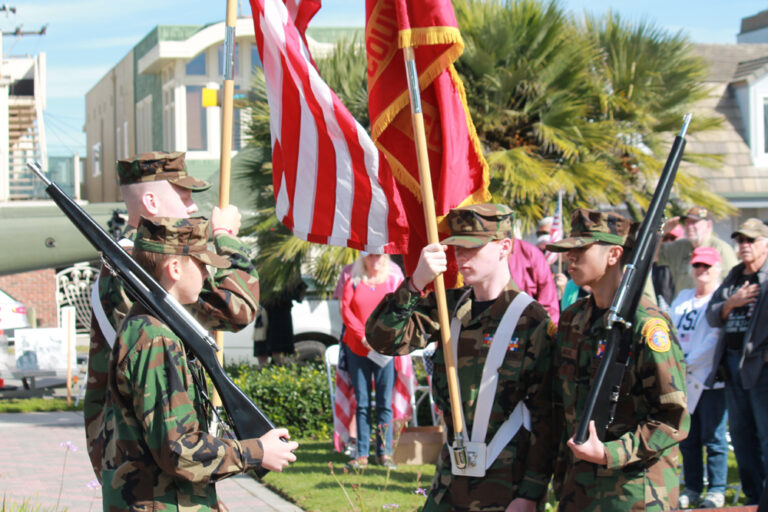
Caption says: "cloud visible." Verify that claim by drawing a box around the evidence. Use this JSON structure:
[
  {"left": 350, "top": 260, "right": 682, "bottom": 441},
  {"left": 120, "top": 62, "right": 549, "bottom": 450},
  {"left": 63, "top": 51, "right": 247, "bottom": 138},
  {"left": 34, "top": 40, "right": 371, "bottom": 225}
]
[{"left": 46, "top": 65, "right": 110, "bottom": 99}]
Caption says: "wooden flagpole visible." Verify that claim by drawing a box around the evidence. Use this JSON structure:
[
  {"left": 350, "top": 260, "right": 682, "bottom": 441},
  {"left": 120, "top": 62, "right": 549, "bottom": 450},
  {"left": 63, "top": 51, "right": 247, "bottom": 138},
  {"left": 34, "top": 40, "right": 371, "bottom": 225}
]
[
  {"left": 401, "top": 45, "right": 467, "bottom": 467},
  {"left": 212, "top": 0, "right": 238, "bottom": 410}
]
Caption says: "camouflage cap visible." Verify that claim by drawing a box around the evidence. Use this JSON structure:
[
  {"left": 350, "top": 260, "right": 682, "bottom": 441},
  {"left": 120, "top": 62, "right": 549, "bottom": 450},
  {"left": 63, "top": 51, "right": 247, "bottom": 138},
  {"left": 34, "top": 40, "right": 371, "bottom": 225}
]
[
  {"left": 441, "top": 203, "right": 515, "bottom": 248},
  {"left": 681, "top": 206, "right": 710, "bottom": 222},
  {"left": 731, "top": 218, "right": 768, "bottom": 240},
  {"left": 546, "top": 208, "right": 635, "bottom": 252},
  {"left": 134, "top": 216, "right": 230, "bottom": 268},
  {"left": 117, "top": 151, "right": 210, "bottom": 191}
]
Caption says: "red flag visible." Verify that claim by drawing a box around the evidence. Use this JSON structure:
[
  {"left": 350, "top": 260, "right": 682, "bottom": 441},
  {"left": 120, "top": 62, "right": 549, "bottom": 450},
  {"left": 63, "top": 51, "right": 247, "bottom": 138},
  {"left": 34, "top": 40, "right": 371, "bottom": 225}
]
[
  {"left": 366, "top": 0, "right": 491, "bottom": 285},
  {"left": 250, "top": 0, "right": 410, "bottom": 254}
]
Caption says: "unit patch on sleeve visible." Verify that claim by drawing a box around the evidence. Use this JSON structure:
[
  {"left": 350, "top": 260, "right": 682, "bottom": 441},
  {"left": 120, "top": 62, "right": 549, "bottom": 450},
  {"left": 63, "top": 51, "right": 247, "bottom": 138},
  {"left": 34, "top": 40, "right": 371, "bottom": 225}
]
[{"left": 642, "top": 317, "right": 671, "bottom": 353}]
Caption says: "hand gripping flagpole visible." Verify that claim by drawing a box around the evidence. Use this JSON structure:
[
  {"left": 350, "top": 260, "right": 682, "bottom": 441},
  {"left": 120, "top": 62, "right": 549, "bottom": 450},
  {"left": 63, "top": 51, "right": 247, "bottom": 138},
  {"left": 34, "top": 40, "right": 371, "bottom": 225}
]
[
  {"left": 211, "top": 0, "right": 238, "bottom": 416},
  {"left": 401, "top": 45, "right": 468, "bottom": 469}
]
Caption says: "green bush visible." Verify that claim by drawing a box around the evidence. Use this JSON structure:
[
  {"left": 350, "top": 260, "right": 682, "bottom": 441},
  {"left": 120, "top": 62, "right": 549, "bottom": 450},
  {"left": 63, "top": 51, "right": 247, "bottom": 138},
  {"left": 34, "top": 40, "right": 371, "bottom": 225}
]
[{"left": 227, "top": 361, "right": 332, "bottom": 439}]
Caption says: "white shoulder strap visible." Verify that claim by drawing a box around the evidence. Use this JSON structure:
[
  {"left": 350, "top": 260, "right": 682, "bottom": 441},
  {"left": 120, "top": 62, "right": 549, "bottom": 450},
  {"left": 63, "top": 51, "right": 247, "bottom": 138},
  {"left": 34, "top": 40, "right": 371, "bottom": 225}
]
[
  {"left": 91, "top": 238, "right": 133, "bottom": 348},
  {"left": 449, "top": 292, "right": 534, "bottom": 445}
]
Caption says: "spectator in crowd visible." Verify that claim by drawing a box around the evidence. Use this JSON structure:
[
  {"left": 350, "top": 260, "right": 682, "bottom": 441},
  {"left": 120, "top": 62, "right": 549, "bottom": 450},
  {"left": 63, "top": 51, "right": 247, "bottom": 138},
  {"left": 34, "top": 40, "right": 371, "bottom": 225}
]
[
  {"left": 535, "top": 216, "right": 554, "bottom": 252},
  {"left": 341, "top": 252, "right": 404, "bottom": 469},
  {"left": 508, "top": 233, "right": 560, "bottom": 322},
  {"left": 333, "top": 259, "right": 404, "bottom": 457},
  {"left": 670, "top": 247, "right": 728, "bottom": 509},
  {"left": 706, "top": 218, "right": 768, "bottom": 505},
  {"left": 659, "top": 206, "right": 738, "bottom": 292}
]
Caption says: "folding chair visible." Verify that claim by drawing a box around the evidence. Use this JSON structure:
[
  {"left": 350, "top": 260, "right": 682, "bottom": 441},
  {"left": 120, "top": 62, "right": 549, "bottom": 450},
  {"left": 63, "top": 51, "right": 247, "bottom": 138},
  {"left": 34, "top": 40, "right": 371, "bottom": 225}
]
[
  {"left": 409, "top": 342, "right": 438, "bottom": 426},
  {"left": 324, "top": 344, "right": 340, "bottom": 422}
]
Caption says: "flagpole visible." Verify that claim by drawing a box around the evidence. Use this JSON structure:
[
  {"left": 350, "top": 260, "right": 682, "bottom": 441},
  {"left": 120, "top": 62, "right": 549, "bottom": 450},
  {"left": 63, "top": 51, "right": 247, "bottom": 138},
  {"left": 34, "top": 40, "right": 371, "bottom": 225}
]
[
  {"left": 212, "top": 0, "right": 238, "bottom": 412},
  {"left": 402, "top": 45, "right": 468, "bottom": 468}
]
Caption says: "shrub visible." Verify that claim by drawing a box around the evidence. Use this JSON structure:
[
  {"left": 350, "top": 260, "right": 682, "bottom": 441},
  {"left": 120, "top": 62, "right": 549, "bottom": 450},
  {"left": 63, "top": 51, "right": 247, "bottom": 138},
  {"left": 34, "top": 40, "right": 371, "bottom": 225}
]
[{"left": 227, "top": 361, "right": 332, "bottom": 439}]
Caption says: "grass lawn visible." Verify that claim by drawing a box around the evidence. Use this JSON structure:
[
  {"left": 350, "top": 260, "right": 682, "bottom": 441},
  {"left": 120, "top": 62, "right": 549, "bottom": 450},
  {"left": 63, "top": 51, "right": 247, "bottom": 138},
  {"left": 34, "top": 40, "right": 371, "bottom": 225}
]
[
  {"left": 259, "top": 439, "right": 435, "bottom": 512},
  {"left": 0, "top": 398, "right": 82, "bottom": 413}
]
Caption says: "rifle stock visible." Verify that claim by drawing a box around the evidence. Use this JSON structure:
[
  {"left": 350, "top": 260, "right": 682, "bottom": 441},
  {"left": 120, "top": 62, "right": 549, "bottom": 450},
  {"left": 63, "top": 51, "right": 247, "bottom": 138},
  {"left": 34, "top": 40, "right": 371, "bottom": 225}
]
[
  {"left": 573, "top": 114, "right": 692, "bottom": 444},
  {"left": 26, "top": 161, "right": 276, "bottom": 463}
]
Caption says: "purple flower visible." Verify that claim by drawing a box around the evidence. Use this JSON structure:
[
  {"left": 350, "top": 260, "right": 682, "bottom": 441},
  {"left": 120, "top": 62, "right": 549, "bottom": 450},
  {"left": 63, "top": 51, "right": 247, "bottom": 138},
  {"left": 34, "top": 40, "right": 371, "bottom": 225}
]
[
  {"left": 87, "top": 479, "right": 101, "bottom": 490},
  {"left": 60, "top": 441, "right": 78, "bottom": 452},
  {"left": 414, "top": 487, "right": 427, "bottom": 497},
  {"left": 382, "top": 505, "right": 399, "bottom": 510}
]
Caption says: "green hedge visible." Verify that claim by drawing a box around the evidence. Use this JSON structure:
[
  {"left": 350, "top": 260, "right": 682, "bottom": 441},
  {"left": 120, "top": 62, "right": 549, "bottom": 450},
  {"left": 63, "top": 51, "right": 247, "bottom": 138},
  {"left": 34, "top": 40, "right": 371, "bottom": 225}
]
[{"left": 227, "top": 361, "right": 333, "bottom": 439}]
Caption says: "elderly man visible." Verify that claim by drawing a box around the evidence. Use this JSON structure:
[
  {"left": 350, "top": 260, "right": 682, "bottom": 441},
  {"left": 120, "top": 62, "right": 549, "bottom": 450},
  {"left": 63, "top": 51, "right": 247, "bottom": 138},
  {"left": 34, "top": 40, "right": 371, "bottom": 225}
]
[
  {"left": 706, "top": 218, "right": 768, "bottom": 505},
  {"left": 658, "top": 206, "right": 737, "bottom": 292}
]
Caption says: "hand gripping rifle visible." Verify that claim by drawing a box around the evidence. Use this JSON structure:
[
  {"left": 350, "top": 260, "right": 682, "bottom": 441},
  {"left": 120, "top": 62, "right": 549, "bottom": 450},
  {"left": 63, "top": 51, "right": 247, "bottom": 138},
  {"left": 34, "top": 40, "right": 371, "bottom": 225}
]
[
  {"left": 573, "top": 114, "right": 692, "bottom": 444},
  {"left": 27, "top": 160, "right": 277, "bottom": 473}
]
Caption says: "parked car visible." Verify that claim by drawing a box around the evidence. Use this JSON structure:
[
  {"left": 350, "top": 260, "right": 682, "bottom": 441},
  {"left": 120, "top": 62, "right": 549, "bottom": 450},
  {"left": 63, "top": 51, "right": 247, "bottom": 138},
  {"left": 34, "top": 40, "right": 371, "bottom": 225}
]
[{"left": 0, "top": 288, "right": 31, "bottom": 340}]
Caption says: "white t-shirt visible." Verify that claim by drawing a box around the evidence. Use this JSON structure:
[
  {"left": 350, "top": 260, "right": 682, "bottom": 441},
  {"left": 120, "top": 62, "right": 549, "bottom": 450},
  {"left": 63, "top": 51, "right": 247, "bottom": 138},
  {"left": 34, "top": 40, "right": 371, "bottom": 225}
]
[{"left": 670, "top": 287, "right": 724, "bottom": 412}]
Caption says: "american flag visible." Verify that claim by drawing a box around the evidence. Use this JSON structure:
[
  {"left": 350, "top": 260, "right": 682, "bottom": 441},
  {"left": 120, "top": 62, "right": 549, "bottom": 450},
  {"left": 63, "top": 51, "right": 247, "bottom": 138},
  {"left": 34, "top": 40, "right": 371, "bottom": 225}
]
[
  {"left": 333, "top": 347, "right": 416, "bottom": 453},
  {"left": 545, "top": 190, "right": 565, "bottom": 265},
  {"left": 249, "top": 0, "right": 409, "bottom": 254}
]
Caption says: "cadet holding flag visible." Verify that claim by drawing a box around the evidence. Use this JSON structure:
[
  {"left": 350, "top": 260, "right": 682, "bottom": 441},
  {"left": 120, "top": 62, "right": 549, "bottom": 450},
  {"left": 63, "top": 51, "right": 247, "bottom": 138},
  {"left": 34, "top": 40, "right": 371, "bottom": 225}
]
[
  {"left": 547, "top": 209, "right": 688, "bottom": 511},
  {"left": 100, "top": 216, "right": 297, "bottom": 510},
  {"left": 366, "top": 203, "right": 556, "bottom": 512}
]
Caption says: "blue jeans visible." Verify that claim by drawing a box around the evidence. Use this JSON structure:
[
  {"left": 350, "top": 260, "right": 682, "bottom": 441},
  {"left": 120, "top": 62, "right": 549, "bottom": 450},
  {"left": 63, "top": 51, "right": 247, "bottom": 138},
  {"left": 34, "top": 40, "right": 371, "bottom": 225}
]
[
  {"left": 680, "top": 388, "right": 728, "bottom": 494},
  {"left": 725, "top": 351, "right": 768, "bottom": 504},
  {"left": 347, "top": 349, "right": 395, "bottom": 458}
]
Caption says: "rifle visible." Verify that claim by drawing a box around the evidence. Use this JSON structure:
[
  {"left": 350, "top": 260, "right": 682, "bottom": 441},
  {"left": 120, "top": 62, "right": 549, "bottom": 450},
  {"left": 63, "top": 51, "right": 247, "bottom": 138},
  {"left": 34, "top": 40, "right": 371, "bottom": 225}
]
[
  {"left": 573, "top": 114, "right": 692, "bottom": 444},
  {"left": 26, "top": 160, "right": 277, "bottom": 472}
]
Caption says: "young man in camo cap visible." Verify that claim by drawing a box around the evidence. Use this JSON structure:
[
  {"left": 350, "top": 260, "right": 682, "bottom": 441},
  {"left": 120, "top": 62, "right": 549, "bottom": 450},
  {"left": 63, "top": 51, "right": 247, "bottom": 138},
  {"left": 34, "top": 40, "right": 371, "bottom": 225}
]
[
  {"left": 84, "top": 151, "right": 260, "bottom": 481},
  {"left": 547, "top": 208, "right": 689, "bottom": 511},
  {"left": 366, "top": 203, "right": 556, "bottom": 511},
  {"left": 100, "top": 216, "right": 298, "bottom": 510}
]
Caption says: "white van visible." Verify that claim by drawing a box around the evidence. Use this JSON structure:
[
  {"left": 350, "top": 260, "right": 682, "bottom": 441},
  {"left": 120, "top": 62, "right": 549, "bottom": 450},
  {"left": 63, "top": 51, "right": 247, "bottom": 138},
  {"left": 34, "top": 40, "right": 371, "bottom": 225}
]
[{"left": 222, "top": 295, "right": 342, "bottom": 365}]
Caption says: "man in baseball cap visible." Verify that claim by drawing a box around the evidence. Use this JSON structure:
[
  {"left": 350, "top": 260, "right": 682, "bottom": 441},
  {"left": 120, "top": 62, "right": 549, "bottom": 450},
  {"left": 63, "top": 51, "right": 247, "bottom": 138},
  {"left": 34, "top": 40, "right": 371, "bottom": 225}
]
[
  {"left": 658, "top": 205, "right": 738, "bottom": 292},
  {"left": 546, "top": 208, "right": 688, "bottom": 511},
  {"left": 366, "top": 203, "right": 555, "bottom": 511},
  {"left": 706, "top": 218, "right": 768, "bottom": 504},
  {"left": 117, "top": 151, "right": 210, "bottom": 191}
]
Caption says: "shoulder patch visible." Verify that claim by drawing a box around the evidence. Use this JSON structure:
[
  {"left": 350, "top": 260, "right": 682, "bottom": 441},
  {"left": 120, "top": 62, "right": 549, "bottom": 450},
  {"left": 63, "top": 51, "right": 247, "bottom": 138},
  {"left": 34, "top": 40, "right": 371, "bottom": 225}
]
[
  {"left": 546, "top": 320, "right": 558, "bottom": 338},
  {"left": 642, "top": 317, "right": 671, "bottom": 353}
]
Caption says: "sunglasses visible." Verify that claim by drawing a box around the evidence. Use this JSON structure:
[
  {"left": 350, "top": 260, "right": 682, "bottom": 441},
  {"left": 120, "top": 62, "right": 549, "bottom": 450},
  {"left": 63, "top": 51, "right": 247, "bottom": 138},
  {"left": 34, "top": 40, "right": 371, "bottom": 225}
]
[
  {"left": 692, "top": 263, "right": 712, "bottom": 270},
  {"left": 735, "top": 235, "right": 756, "bottom": 245}
]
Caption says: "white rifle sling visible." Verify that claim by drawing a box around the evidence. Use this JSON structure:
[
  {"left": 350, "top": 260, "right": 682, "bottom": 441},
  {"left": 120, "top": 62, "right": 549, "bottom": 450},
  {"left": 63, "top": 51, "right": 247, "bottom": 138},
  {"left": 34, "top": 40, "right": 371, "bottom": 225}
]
[
  {"left": 449, "top": 291, "right": 534, "bottom": 477},
  {"left": 91, "top": 238, "right": 134, "bottom": 348}
]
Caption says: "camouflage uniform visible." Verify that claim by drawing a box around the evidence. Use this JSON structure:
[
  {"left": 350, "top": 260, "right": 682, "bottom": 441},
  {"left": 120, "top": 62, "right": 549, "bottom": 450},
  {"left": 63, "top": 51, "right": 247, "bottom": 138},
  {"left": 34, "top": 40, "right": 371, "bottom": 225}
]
[
  {"left": 101, "top": 217, "right": 264, "bottom": 511},
  {"left": 84, "top": 152, "right": 260, "bottom": 480},
  {"left": 366, "top": 204, "right": 557, "bottom": 511},
  {"left": 547, "top": 209, "right": 689, "bottom": 512}
]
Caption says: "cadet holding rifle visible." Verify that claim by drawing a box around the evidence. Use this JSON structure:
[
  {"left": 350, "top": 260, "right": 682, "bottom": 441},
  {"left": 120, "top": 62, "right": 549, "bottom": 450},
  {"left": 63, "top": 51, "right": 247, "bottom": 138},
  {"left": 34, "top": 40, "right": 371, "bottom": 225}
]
[
  {"left": 100, "top": 216, "right": 297, "bottom": 510},
  {"left": 546, "top": 209, "right": 688, "bottom": 511}
]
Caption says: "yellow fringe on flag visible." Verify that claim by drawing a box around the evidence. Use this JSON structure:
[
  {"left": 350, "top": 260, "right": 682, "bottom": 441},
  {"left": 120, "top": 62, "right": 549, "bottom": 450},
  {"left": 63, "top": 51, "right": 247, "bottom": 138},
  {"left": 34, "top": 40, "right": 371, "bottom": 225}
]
[{"left": 398, "top": 26, "right": 462, "bottom": 49}]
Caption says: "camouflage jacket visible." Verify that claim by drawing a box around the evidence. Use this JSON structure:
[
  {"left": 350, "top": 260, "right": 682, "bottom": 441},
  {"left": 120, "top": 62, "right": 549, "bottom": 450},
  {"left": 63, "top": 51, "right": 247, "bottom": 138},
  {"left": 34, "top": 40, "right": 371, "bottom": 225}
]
[
  {"left": 366, "top": 279, "right": 556, "bottom": 510},
  {"left": 552, "top": 296, "right": 689, "bottom": 512},
  {"left": 84, "top": 228, "right": 260, "bottom": 480},
  {"left": 101, "top": 304, "right": 263, "bottom": 511}
]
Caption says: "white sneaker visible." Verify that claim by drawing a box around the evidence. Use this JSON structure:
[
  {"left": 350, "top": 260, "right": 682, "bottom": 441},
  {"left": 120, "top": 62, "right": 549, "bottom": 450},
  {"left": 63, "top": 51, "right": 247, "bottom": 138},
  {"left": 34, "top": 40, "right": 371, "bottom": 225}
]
[
  {"left": 700, "top": 492, "right": 725, "bottom": 508},
  {"left": 678, "top": 489, "right": 700, "bottom": 509}
]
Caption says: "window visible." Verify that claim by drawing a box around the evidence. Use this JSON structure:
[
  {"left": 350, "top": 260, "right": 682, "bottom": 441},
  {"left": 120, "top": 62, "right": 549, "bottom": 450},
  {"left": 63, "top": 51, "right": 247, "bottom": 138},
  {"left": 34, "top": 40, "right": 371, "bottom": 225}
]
[
  {"left": 186, "top": 51, "right": 206, "bottom": 76},
  {"left": 186, "top": 86, "right": 207, "bottom": 151},
  {"left": 163, "top": 87, "right": 176, "bottom": 151},
  {"left": 233, "top": 85, "right": 242, "bottom": 151},
  {"left": 251, "top": 45, "right": 262, "bottom": 71},
  {"left": 136, "top": 95, "right": 153, "bottom": 154},
  {"left": 763, "top": 97, "right": 768, "bottom": 154},
  {"left": 116, "top": 125, "right": 121, "bottom": 162},
  {"left": 91, "top": 142, "right": 101, "bottom": 177},
  {"left": 218, "top": 43, "right": 239, "bottom": 76},
  {"left": 123, "top": 121, "right": 129, "bottom": 158}
]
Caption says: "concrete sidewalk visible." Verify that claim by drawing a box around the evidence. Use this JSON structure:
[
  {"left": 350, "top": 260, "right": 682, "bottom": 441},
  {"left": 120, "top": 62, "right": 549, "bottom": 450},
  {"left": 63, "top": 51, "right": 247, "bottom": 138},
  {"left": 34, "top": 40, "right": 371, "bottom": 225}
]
[{"left": 0, "top": 411, "right": 302, "bottom": 511}]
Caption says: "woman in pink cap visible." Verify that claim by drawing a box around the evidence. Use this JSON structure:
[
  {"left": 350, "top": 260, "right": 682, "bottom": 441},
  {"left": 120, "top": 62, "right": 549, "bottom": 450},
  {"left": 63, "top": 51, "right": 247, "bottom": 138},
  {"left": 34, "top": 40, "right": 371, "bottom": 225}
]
[{"left": 669, "top": 246, "right": 728, "bottom": 509}]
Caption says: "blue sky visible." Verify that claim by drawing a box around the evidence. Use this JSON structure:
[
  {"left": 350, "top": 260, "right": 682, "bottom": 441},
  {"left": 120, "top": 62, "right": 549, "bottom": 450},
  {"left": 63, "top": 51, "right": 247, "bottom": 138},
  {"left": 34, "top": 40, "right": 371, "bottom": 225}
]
[{"left": 5, "top": 0, "right": 767, "bottom": 156}]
